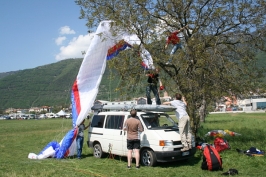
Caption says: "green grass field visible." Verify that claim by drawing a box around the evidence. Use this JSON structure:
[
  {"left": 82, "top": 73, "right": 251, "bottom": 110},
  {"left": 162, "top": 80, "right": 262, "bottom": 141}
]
[{"left": 0, "top": 113, "right": 265, "bottom": 177}]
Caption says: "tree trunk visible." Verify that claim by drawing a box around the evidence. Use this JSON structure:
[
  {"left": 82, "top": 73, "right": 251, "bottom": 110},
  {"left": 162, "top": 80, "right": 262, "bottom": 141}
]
[{"left": 199, "top": 99, "right": 206, "bottom": 122}]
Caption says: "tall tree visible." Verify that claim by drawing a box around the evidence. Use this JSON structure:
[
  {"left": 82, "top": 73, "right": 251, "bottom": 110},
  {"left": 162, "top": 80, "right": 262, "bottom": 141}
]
[{"left": 75, "top": 0, "right": 266, "bottom": 134}]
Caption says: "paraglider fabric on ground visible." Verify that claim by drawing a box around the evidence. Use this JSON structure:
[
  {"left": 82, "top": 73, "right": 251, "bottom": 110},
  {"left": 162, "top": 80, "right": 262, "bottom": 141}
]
[
  {"left": 28, "top": 20, "right": 154, "bottom": 159},
  {"left": 205, "top": 130, "right": 241, "bottom": 137}
]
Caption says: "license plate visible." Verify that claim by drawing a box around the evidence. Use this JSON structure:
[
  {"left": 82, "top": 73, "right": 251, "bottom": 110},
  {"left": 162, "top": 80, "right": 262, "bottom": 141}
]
[{"left": 182, "top": 151, "right": 189, "bottom": 156}]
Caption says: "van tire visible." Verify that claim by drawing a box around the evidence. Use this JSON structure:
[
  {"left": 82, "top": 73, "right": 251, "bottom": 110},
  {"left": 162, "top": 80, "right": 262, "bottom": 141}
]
[
  {"left": 93, "top": 143, "right": 103, "bottom": 158},
  {"left": 140, "top": 149, "right": 157, "bottom": 167}
]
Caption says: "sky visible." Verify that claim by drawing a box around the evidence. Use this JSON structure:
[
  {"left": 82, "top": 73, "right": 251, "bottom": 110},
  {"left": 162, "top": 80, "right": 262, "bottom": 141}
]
[{"left": 0, "top": 0, "right": 94, "bottom": 73}]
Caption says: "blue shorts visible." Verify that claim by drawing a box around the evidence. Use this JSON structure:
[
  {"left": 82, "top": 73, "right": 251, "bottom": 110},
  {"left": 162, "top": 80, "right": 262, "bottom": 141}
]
[{"left": 127, "top": 139, "right": 141, "bottom": 150}]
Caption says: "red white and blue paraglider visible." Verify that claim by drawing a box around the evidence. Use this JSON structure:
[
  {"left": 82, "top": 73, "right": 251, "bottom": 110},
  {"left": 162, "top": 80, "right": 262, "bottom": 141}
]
[{"left": 28, "top": 21, "right": 155, "bottom": 159}]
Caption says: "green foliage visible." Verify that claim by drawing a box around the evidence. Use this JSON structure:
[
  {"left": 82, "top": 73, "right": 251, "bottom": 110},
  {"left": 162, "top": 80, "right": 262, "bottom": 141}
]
[
  {"left": 76, "top": 0, "right": 266, "bottom": 134},
  {"left": 0, "top": 59, "right": 81, "bottom": 110},
  {"left": 0, "top": 113, "right": 266, "bottom": 177}
]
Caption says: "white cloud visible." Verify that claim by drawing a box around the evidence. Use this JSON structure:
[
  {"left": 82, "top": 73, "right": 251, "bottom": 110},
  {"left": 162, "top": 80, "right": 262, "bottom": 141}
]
[
  {"left": 59, "top": 26, "right": 76, "bottom": 35},
  {"left": 55, "top": 36, "right": 66, "bottom": 45},
  {"left": 55, "top": 33, "right": 94, "bottom": 60}
]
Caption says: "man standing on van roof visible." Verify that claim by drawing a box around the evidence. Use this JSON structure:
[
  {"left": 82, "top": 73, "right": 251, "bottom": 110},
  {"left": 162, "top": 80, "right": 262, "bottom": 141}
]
[
  {"left": 163, "top": 93, "right": 192, "bottom": 152},
  {"left": 123, "top": 110, "right": 144, "bottom": 169},
  {"left": 146, "top": 68, "right": 161, "bottom": 105}
]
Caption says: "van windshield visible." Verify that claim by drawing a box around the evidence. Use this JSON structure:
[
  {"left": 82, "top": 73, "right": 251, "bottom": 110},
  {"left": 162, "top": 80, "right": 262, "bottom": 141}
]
[{"left": 141, "top": 113, "right": 178, "bottom": 129}]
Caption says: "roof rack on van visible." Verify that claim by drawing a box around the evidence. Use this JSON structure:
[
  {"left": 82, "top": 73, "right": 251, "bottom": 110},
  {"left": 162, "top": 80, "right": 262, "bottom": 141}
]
[{"left": 91, "top": 102, "right": 176, "bottom": 112}]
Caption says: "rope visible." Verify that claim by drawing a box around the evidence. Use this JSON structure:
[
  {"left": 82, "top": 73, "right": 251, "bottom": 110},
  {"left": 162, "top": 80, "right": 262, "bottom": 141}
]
[
  {"left": 107, "top": 143, "right": 115, "bottom": 159},
  {"left": 108, "top": 64, "right": 112, "bottom": 101}
]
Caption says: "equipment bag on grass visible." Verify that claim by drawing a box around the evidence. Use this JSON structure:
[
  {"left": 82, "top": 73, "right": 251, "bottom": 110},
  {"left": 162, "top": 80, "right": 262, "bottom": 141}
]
[
  {"left": 214, "top": 137, "right": 230, "bottom": 152},
  {"left": 201, "top": 144, "right": 223, "bottom": 171}
]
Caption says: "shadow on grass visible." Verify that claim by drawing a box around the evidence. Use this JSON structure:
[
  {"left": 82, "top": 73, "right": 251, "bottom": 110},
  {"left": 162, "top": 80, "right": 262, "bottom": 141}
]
[
  {"left": 81, "top": 153, "right": 94, "bottom": 159},
  {"left": 79, "top": 153, "right": 128, "bottom": 162},
  {"left": 81, "top": 152, "right": 202, "bottom": 168},
  {"left": 158, "top": 153, "right": 202, "bottom": 168},
  {"left": 66, "top": 153, "right": 94, "bottom": 160},
  {"left": 205, "top": 119, "right": 234, "bottom": 124}
]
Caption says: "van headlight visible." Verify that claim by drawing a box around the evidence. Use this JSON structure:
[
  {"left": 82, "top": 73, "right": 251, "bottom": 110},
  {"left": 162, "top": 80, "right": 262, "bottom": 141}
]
[{"left": 159, "top": 140, "right": 173, "bottom": 146}]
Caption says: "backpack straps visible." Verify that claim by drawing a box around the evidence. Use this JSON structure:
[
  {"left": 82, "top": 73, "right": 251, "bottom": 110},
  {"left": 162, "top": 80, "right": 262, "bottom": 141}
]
[{"left": 204, "top": 145, "right": 222, "bottom": 171}]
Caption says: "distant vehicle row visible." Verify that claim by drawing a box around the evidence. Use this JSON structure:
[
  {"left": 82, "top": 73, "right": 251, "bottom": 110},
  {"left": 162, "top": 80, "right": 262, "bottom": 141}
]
[
  {"left": 0, "top": 113, "right": 72, "bottom": 120},
  {"left": 39, "top": 113, "right": 72, "bottom": 119}
]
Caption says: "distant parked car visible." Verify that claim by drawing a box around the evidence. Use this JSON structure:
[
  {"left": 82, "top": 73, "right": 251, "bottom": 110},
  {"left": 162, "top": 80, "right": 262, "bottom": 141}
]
[
  {"left": 0, "top": 115, "right": 11, "bottom": 120},
  {"left": 39, "top": 114, "right": 47, "bottom": 119},
  {"left": 0, "top": 116, "right": 6, "bottom": 120},
  {"left": 232, "top": 107, "right": 238, "bottom": 111},
  {"left": 47, "top": 113, "right": 55, "bottom": 118},
  {"left": 28, "top": 114, "right": 36, "bottom": 119},
  {"left": 66, "top": 114, "right": 72, "bottom": 119},
  {"left": 20, "top": 115, "right": 28, "bottom": 120}
]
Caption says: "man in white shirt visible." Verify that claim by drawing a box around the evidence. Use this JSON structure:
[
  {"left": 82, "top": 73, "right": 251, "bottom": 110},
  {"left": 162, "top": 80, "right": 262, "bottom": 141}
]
[{"left": 163, "top": 93, "right": 192, "bottom": 151}]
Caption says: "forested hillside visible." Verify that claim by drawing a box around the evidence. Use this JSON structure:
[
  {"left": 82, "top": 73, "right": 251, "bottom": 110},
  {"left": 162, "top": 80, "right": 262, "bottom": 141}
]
[
  {"left": 0, "top": 71, "right": 19, "bottom": 79},
  {"left": 0, "top": 58, "right": 145, "bottom": 111},
  {"left": 0, "top": 59, "right": 114, "bottom": 110},
  {"left": 0, "top": 59, "right": 80, "bottom": 110}
]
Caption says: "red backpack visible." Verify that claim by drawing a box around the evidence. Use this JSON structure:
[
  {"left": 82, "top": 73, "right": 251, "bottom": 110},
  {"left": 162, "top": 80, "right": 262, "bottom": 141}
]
[
  {"left": 214, "top": 137, "right": 230, "bottom": 152},
  {"left": 201, "top": 145, "right": 223, "bottom": 171}
]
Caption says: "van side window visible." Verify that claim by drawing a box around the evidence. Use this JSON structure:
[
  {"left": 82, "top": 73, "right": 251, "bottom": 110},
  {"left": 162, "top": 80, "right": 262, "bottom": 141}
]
[
  {"left": 127, "top": 115, "right": 144, "bottom": 127},
  {"left": 91, "top": 115, "right": 105, "bottom": 128},
  {"left": 105, "top": 115, "right": 124, "bottom": 130},
  {"left": 127, "top": 115, "right": 140, "bottom": 119}
]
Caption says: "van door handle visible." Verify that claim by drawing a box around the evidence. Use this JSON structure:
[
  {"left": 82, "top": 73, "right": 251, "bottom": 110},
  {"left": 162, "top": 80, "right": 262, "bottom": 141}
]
[{"left": 120, "top": 131, "right": 126, "bottom": 135}]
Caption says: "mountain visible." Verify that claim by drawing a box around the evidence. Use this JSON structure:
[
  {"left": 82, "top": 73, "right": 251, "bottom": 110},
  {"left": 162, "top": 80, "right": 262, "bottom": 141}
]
[
  {"left": 0, "top": 59, "right": 122, "bottom": 111},
  {"left": 0, "top": 71, "right": 19, "bottom": 79}
]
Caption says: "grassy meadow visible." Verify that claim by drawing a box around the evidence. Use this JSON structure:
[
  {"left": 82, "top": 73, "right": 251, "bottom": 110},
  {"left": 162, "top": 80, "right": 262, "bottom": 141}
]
[{"left": 0, "top": 113, "right": 266, "bottom": 177}]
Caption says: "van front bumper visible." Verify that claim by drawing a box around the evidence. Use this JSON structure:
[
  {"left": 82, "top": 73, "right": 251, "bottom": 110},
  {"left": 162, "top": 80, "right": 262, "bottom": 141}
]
[{"left": 154, "top": 147, "right": 196, "bottom": 162}]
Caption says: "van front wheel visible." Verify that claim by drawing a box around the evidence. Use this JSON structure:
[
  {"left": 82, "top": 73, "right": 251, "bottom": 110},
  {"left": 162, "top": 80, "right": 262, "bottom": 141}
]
[
  {"left": 93, "top": 143, "right": 103, "bottom": 158},
  {"left": 140, "top": 149, "right": 157, "bottom": 166}
]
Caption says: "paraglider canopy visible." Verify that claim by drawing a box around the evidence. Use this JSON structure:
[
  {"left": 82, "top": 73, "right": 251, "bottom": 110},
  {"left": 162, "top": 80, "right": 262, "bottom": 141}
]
[{"left": 205, "top": 129, "right": 241, "bottom": 137}]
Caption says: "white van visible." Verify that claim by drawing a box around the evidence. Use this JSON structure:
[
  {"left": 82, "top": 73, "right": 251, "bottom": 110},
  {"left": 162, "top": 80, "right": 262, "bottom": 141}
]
[{"left": 87, "top": 105, "right": 196, "bottom": 166}]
